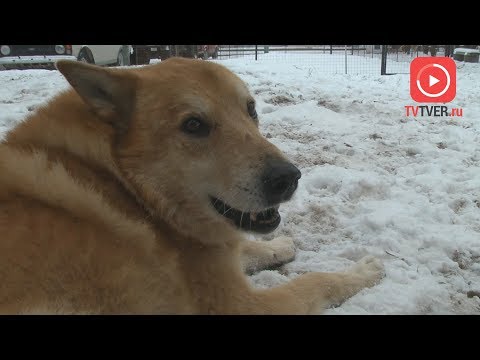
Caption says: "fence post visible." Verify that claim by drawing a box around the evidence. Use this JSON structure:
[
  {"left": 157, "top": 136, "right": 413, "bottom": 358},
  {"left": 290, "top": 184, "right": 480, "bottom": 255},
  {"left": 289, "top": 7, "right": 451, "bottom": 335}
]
[
  {"left": 255, "top": 45, "right": 258, "bottom": 60},
  {"left": 381, "top": 45, "right": 387, "bottom": 75},
  {"left": 330, "top": 45, "right": 333, "bottom": 55},
  {"left": 122, "top": 45, "right": 131, "bottom": 66},
  {"left": 344, "top": 45, "right": 347, "bottom": 74}
]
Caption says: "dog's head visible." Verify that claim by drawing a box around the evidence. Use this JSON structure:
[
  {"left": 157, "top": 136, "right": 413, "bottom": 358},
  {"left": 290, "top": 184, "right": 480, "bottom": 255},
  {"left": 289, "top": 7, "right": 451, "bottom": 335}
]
[{"left": 56, "top": 58, "right": 301, "bottom": 238}]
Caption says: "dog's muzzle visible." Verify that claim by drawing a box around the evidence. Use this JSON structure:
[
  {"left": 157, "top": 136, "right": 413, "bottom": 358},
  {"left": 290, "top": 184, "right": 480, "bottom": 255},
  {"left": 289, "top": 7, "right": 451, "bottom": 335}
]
[{"left": 210, "top": 160, "right": 301, "bottom": 234}]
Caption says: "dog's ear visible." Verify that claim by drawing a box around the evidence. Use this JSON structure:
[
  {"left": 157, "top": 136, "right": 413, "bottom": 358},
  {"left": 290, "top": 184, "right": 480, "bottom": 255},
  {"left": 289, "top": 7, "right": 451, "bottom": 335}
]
[{"left": 55, "top": 60, "right": 137, "bottom": 133}]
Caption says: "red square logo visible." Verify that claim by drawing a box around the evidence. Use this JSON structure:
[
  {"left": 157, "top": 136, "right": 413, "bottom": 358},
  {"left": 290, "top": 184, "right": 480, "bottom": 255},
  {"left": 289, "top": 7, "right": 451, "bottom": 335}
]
[{"left": 410, "top": 57, "right": 456, "bottom": 103}]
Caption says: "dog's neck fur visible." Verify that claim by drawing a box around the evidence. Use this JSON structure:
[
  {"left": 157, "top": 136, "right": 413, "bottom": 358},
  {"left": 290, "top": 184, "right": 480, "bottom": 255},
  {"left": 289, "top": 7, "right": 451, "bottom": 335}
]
[
  {"left": 5, "top": 90, "right": 242, "bottom": 248},
  {"left": 6, "top": 90, "right": 118, "bottom": 175}
]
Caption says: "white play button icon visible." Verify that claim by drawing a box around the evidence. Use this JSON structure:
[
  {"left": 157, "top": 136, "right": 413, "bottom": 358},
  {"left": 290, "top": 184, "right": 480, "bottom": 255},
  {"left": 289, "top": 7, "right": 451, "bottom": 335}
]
[{"left": 429, "top": 75, "right": 440, "bottom": 87}]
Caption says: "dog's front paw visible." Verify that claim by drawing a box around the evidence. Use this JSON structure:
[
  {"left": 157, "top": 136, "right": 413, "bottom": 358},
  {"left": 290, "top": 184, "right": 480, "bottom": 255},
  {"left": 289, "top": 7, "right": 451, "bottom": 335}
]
[
  {"left": 242, "top": 236, "right": 297, "bottom": 274},
  {"left": 268, "top": 236, "right": 296, "bottom": 265},
  {"left": 348, "top": 255, "right": 385, "bottom": 287}
]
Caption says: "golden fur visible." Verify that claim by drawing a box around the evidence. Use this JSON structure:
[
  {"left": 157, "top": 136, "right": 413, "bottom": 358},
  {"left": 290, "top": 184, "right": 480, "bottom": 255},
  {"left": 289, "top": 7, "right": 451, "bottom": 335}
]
[{"left": 0, "top": 58, "right": 384, "bottom": 314}]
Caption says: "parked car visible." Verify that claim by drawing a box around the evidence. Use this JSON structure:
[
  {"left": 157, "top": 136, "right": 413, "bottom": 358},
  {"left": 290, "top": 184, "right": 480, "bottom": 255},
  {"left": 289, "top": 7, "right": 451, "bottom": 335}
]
[
  {"left": 129, "top": 45, "right": 219, "bottom": 62},
  {"left": 172, "top": 45, "right": 197, "bottom": 58},
  {"left": 0, "top": 45, "right": 129, "bottom": 69},
  {"left": 130, "top": 45, "right": 173, "bottom": 65},
  {"left": 453, "top": 47, "right": 480, "bottom": 63},
  {"left": 196, "top": 45, "right": 219, "bottom": 59},
  {"left": 74, "top": 45, "right": 128, "bottom": 66}
]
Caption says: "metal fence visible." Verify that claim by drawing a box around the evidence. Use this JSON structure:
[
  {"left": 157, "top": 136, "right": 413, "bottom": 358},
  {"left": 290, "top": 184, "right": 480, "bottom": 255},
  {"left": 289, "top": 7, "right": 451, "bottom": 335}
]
[
  {"left": 217, "top": 45, "right": 382, "bottom": 74},
  {"left": 382, "top": 45, "right": 455, "bottom": 74},
  {"left": 216, "top": 45, "right": 460, "bottom": 75}
]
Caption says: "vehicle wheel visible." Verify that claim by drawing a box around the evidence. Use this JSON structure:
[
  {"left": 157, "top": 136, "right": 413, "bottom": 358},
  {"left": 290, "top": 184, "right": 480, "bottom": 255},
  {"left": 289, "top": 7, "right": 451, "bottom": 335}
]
[
  {"left": 116, "top": 50, "right": 125, "bottom": 66},
  {"left": 78, "top": 49, "right": 94, "bottom": 64},
  {"left": 130, "top": 50, "right": 137, "bottom": 65}
]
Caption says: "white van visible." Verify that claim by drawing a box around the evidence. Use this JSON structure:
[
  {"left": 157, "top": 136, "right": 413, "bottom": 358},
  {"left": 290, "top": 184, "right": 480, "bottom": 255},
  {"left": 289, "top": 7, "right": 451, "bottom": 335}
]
[
  {"left": 0, "top": 45, "right": 130, "bottom": 69},
  {"left": 72, "top": 45, "right": 130, "bottom": 66}
]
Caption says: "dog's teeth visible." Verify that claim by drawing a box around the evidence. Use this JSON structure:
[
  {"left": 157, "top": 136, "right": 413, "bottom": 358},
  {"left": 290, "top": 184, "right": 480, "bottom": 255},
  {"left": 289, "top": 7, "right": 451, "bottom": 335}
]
[{"left": 250, "top": 212, "right": 257, "bottom": 221}]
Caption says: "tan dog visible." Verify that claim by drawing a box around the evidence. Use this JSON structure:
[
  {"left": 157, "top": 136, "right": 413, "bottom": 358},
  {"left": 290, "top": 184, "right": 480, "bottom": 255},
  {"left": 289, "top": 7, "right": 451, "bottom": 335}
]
[{"left": 0, "top": 58, "right": 384, "bottom": 314}]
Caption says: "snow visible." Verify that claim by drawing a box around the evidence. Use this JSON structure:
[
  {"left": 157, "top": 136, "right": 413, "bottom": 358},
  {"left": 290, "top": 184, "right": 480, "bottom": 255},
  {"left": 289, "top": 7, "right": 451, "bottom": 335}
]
[{"left": 1, "top": 53, "right": 480, "bottom": 314}]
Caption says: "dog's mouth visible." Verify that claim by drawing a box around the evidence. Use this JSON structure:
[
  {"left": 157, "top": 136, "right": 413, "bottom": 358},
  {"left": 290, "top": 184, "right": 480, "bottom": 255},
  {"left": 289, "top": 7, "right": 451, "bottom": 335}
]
[{"left": 210, "top": 196, "right": 281, "bottom": 234}]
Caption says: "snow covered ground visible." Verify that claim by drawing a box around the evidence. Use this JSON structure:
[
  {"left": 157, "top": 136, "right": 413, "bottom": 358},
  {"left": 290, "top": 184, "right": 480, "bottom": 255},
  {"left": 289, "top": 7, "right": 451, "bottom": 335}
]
[{"left": 1, "top": 54, "right": 479, "bottom": 314}]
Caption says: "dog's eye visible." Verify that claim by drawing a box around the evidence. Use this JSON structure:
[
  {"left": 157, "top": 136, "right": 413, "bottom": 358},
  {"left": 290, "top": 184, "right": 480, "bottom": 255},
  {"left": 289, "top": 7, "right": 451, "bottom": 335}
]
[
  {"left": 181, "top": 117, "right": 211, "bottom": 137},
  {"left": 247, "top": 101, "right": 257, "bottom": 120}
]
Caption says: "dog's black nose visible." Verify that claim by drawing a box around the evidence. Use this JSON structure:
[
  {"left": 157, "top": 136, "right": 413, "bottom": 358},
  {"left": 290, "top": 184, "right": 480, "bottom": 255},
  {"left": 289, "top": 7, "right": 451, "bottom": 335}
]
[{"left": 263, "top": 161, "right": 301, "bottom": 205}]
